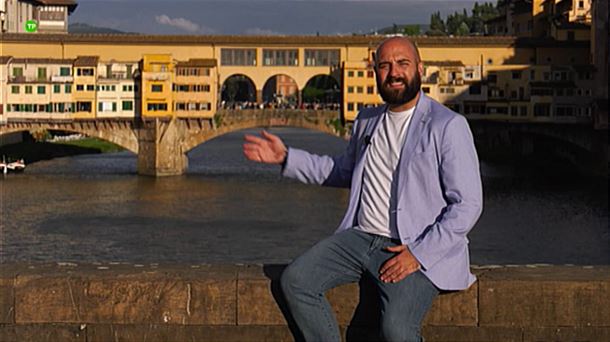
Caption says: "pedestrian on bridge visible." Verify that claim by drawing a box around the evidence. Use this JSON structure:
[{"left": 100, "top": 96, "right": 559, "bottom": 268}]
[{"left": 243, "top": 37, "right": 483, "bottom": 342}]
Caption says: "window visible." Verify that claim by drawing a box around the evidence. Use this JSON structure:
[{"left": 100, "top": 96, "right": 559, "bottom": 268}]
[
  {"left": 534, "top": 103, "right": 551, "bottom": 117},
  {"left": 367, "top": 71, "right": 374, "bottom": 78},
  {"left": 60, "top": 67, "right": 71, "bottom": 76},
  {"left": 147, "top": 103, "right": 168, "bottom": 111},
  {"left": 53, "top": 85, "right": 61, "bottom": 93},
  {"left": 86, "top": 85, "right": 94, "bottom": 91},
  {"left": 469, "top": 84, "right": 481, "bottom": 95},
  {"left": 367, "top": 86, "right": 374, "bottom": 94},
  {"left": 152, "top": 84, "right": 163, "bottom": 92},
  {"left": 11, "top": 85, "right": 19, "bottom": 94},
  {"left": 512, "top": 71, "right": 521, "bottom": 79},
  {"left": 37, "top": 67, "right": 47, "bottom": 80},
  {"left": 76, "top": 101, "right": 92, "bottom": 112},
  {"left": 12, "top": 67, "right": 23, "bottom": 77},
  {"left": 348, "top": 71, "right": 354, "bottom": 77},
  {"left": 122, "top": 101, "right": 133, "bottom": 111},
  {"left": 422, "top": 87, "right": 430, "bottom": 94},
  {"left": 77, "top": 68, "right": 94, "bottom": 76},
  {"left": 25, "top": 86, "right": 32, "bottom": 94},
  {"left": 123, "top": 85, "right": 133, "bottom": 92},
  {"left": 357, "top": 71, "right": 364, "bottom": 77},
  {"left": 347, "top": 102, "right": 354, "bottom": 111},
  {"left": 65, "top": 84, "right": 72, "bottom": 93},
  {"left": 221, "top": 48, "right": 257, "bottom": 66},
  {"left": 347, "top": 86, "right": 354, "bottom": 93},
  {"left": 356, "top": 86, "right": 363, "bottom": 94},
  {"left": 76, "top": 84, "right": 84, "bottom": 91},
  {"left": 487, "top": 73, "right": 497, "bottom": 83},
  {"left": 263, "top": 49, "right": 299, "bottom": 66},
  {"left": 304, "top": 49, "right": 340, "bottom": 66}
]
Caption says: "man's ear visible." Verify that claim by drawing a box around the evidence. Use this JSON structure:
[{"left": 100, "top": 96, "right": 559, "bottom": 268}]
[{"left": 417, "top": 62, "right": 424, "bottom": 77}]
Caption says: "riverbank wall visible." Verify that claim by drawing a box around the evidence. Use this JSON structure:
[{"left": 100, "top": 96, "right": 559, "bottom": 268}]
[{"left": 1, "top": 263, "right": 608, "bottom": 341}]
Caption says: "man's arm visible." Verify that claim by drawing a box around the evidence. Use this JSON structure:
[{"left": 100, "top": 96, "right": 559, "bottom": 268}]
[
  {"left": 406, "top": 115, "right": 483, "bottom": 271},
  {"left": 244, "top": 121, "right": 361, "bottom": 188}
]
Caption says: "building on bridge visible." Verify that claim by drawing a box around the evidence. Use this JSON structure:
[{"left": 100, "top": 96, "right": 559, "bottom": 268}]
[{"left": 0, "top": 0, "right": 77, "bottom": 34}]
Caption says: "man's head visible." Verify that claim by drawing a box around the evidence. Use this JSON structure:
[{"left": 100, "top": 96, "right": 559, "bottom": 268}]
[{"left": 373, "top": 37, "right": 423, "bottom": 111}]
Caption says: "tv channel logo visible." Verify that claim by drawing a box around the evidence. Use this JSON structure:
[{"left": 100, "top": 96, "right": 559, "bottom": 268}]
[{"left": 25, "top": 20, "right": 38, "bottom": 33}]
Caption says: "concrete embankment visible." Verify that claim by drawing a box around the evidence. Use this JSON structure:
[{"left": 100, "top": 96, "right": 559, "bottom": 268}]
[{"left": 1, "top": 263, "right": 609, "bottom": 341}]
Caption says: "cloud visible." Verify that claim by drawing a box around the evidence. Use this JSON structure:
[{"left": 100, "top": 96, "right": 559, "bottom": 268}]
[
  {"left": 244, "top": 27, "right": 282, "bottom": 36},
  {"left": 155, "top": 14, "right": 201, "bottom": 33}
]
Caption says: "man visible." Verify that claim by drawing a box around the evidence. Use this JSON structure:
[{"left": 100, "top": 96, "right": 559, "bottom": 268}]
[{"left": 243, "top": 37, "right": 482, "bottom": 342}]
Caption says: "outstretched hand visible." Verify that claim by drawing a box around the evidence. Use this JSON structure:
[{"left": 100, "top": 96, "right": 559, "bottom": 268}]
[
  {"left": 243, "top": 130, "right": 287, "bottom": 164},
  {"left": 379, "top": 245, "right": 421, "bottom": 283}
]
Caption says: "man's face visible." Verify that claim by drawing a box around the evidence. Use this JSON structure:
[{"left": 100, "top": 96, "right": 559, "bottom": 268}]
[{"left": 375, "top": 40, "right": 422, "bottom": 107}]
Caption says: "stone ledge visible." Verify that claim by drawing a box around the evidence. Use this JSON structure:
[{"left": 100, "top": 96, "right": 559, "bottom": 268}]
[{"left": 1, "top": 263, "right": 609, "bottom": 341}]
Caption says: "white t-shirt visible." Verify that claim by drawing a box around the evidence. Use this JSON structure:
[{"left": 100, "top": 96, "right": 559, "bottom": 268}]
[{"left": 355, "top": 107, "right": 415, "bottom": 238}]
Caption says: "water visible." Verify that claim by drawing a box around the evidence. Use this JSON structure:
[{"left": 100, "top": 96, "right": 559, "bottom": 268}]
[{"left": 1, "top": 128, "right": 608, "bottom": 265}]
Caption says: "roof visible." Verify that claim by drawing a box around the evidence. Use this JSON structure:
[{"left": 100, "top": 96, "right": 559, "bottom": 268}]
[
  {"left": 176, "top": 59, "right": 217, "bottom": 68},
  {"left": 73, "top": 56, "right": 99, "bottom": 66},
  {"left": 0, "top": 56, "right": 13, "bottom": 64},
  {"left": 34, "top": 0, "right": 78, "bottom": 12},
  {"left": 0, "top": 33, "right": 518, "bottom": 47},
  {"left": 425, "top": 60, "right": 464, "bottom": 67},
  {"left": 10, "top": 57, "right": 74, "bottom": 64}
]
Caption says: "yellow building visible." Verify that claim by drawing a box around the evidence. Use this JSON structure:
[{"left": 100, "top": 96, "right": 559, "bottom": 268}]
[
  {"left": 72, "top": 56, "right": 98, "bottom": 118},
  {"left": 141, "top": 54, "right": 173, "bottom": 117},
  {"left": 0, "top": 56, "right": 10, "bottom": 117},
  {"left": 173, "top": 58, "right": 217, "bottom": 118}
]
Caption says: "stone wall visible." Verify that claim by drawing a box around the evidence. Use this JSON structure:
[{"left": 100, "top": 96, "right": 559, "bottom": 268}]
[{"left": 1, "top": 263, "right": 609, "bottom": 341}]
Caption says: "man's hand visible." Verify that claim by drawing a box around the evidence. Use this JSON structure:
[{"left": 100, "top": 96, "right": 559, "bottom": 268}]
[
  {"left": 243, "top": 130, "right": 287, "bottom": 164},
  {"left": 379, "top": 245, "right": 421, "bottom": 283}
]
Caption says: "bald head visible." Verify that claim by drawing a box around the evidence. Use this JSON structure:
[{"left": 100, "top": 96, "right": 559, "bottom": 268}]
[{"left": 374, "top": 37, "right": 421, "bottom": 66}]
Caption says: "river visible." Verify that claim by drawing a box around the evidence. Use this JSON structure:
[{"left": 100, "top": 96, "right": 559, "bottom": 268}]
[{"left": 1, "top": 127, "right": 608, "bottom": 265}]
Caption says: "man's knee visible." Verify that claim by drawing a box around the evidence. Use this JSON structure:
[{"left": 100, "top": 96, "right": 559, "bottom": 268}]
[{"left": 280, "top": 262, "right": 305, "bottom": 295}]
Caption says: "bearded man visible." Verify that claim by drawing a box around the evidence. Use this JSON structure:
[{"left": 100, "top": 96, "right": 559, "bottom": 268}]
[{"left": 243, "top": 37, "right": 483, "bottom": 342}]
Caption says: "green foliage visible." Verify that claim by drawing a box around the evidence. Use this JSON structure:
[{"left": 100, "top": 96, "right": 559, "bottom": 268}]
[
  {"left": 60, "top": 138, "right": 123, "bottom": 153},
  {"left": 402, "top": 25, "right": 420, "bottom": 36},
  {"left": 302, "top": 86, "right": 325, "bottom": 102},
  {"left": 427, "top": 1, "right": 500, "bottom": 36}
]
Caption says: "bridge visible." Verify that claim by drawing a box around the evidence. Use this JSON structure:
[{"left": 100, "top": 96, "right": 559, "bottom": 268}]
[
  {"left": 0, "top": 110, "right": 343, "bottom": 176},
  {"left": 0, "top": 110, "right": 607, "bottom": 176}
]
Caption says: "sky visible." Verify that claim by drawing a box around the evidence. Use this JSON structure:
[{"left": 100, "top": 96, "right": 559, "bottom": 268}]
[{"left": 69, "top": 0, "right": 482, "bottom": 35}]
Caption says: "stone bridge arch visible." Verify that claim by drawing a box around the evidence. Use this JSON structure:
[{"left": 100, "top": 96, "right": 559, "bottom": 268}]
[
  {"left": 181, "top": 109, "right": 344, "bottom": 153},
  {"left": 0, "top": 119, "right": 139, "bottom": 153}
]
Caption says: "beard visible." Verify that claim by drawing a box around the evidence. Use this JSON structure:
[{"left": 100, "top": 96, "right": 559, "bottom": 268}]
[{"left": 377, "top": 72, "right": 421, "bottom": 106}]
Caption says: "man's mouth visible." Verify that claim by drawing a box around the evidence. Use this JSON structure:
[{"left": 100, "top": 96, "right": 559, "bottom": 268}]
[{"left": 385, "top": 78, "right": 406, "bottom": 89}]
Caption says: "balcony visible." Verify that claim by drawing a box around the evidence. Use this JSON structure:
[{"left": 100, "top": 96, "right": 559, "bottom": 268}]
[
  {"left": 144, "top": 73, "right": 169, "bottom": 81},
  {"left": 51, "top": 75, "right": 74, "bottom": 82}
]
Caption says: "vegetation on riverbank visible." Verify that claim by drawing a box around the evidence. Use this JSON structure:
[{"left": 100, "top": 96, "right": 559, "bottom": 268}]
[{"left": 0, "top": 138, "right": 124, "bottom": 164}]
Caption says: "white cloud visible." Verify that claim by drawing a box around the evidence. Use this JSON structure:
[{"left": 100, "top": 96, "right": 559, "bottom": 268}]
[
  {"left": 155, "top": 14, "right": 201, "bottom": 33},
  {"left": 244, "top": 27, "right": 282, "bottom": 36}
]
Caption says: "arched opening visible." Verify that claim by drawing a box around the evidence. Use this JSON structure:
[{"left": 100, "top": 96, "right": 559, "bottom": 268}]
[
  {"left": 262, "top": 74, "right": 298, "bottom": 109},
  {"left": 302, "top": 75, "right": 341, "bottom": 110},
  {"left": 220, "top": 74, "right": 257, "bottom": 109}
]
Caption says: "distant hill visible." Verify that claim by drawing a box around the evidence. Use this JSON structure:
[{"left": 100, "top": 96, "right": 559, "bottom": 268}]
[{"left": 68, "top": 23, "right": 138, "bottom": 34}]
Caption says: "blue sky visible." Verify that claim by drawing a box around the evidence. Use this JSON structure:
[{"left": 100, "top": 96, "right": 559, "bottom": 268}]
[{"left": 70, "top": 0, "right": 482, "bottom": 35}]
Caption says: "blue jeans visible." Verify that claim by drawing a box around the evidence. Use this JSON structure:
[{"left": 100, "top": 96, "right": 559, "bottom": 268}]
[{"left": 280, "top": 229, "right": 439, "bottom": 342}]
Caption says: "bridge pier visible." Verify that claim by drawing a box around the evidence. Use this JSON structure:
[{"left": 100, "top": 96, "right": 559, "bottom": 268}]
[{"left": 137, "top": 118, "right": 188, "bottom": 176}]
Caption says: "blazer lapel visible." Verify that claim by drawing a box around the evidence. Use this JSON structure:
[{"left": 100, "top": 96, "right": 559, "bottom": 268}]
[{"left": 399, "top": 92, "right": 432, "bottom": 167}]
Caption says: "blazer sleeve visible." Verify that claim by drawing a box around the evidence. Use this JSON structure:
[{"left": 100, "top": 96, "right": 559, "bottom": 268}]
[
  {"left": 281, "top": 120, "right": 360, "bottom": 188},
  {"left": 407, "top": 114, "right": 483, "bottom": 270}
]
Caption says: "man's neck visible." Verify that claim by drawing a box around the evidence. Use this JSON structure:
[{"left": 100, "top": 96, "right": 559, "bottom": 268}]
[{"left": 387, "top": 91, "right": 420, "bottom": 112}]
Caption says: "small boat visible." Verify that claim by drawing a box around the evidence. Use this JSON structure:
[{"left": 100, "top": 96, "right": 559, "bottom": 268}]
[{"left": 1, "top": 157, "right": 26, "bottom": 174}]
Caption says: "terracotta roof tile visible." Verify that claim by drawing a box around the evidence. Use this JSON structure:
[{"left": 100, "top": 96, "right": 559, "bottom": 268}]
[
  {"left": 74, "top": 56, "right": 99, "bottom": 66},
  {"left": 176, "top": 59, "right": 217, "bottom": 67}
]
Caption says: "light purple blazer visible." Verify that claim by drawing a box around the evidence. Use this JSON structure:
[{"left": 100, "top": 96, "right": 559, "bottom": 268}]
[{"left": 282, "top": 93, "right": 483, "bottom": 290}]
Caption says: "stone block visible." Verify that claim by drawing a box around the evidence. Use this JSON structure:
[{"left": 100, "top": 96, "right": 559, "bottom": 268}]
[
  {"left": 479, "top": 266, "right": 610, "bottom": 327},
  {"left": 0, "top": 324, "right": 86, "bottom": 342},
  {"left": 238, "top": 278, "right": 285, "bottom": 325},
  {"left": 424, "top": 282, "right": 478, "bottom": 326},
  {"left": 524, "top": 327, "right": 610, "bottom": 341},
  {"left": 82, "top": 266, "right": 237, "bottom": 325},
  {"left": 15, "top": 274, "right": 87, "bottom": 323},
  {"left": 0, "top": 276, "right": 15, "bottom": 324},
  {"left": 422, "top": 326, "right": 523, "bottom": 342},
  {"left": 87, "top": 324, "right": 293, "bottom": 342}
]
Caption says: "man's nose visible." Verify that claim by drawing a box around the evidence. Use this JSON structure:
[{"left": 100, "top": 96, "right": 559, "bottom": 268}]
[{"left": 389, "top": 63, "right": 401, "bottom": 77}]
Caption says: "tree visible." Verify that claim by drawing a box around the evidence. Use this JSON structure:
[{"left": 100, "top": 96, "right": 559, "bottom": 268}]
[
  {"left": 428, "top": 11, "right": 446, "bottom": 35},
  {"left": 402, "top": 25, "right": 420, "bottom": 36}
]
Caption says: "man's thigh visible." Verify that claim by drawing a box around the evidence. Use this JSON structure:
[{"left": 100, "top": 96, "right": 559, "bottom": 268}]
[{"left": 283, "top": 229, "right": 371, "bottom": 292}]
